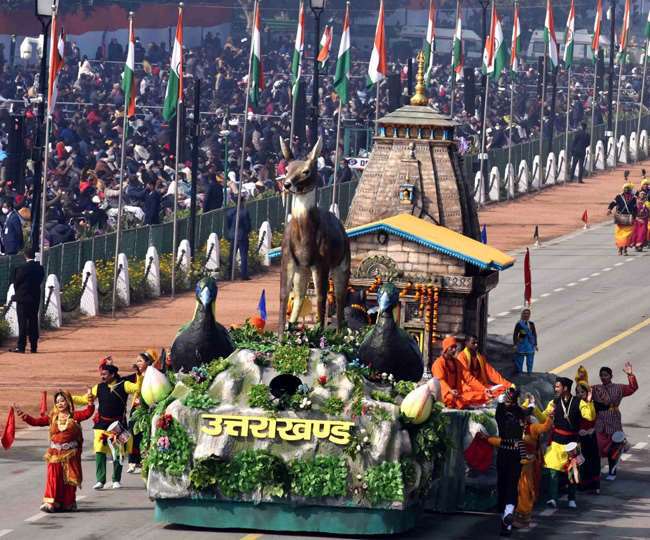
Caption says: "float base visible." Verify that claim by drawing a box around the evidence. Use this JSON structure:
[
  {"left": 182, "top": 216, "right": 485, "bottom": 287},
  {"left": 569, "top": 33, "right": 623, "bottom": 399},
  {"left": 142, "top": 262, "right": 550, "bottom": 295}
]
[{"left": 155, "top": 499, "right": 419, "bottom": 535}]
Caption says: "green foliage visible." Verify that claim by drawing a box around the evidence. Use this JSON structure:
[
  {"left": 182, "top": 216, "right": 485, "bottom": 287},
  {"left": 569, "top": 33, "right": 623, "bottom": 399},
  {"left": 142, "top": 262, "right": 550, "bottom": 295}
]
[
  {"left": 0, "top": 318, "right": 11, "bottom": 345},
  {"left": 271, "top": 344, "right": 310, "bottom": 375},
  {"left": 229, "top": 323, "right": 278, "bottom": 352},
  {"left": 144, "top": 417, "right": 193, "bottom": 477},
  {"left": 153, "top": 394, "right": 176, "bottom": 417},
  {"left": 190, "top": 457, "right": 227, "bottom": 492},
  {"left": 364, "top": 462, "right": 405, "bottom": 504},
  {"left": 205, "top": 357, "right": 231, "bottom": 380},
  {"left": 370, "top": 390, "right": 395, "bottom": 403},
  {"left": 370, "top": 406, "right": 393, "bottom": 423},
  {"left": 248, "top": 384, "right": 275, "bottom": 410},
  {"left": 393, "top": 380, "right": 416, "bottom": 397},
  {"left": 218, "top": 449, "right": 288, "bottom": 499},
  {"left": 289, "top": 456, "right": 349, "bottom": 498},
  {"left": 321, "top": 396, "right": 345, "bottom": 416},
  {"left": 414, "top": 403, "right": 453, "bottom": 467},
  {"left": 401, "top": 459, "right": 417, "bottom": 491},
  {"left": 183, "top": 390, "right": 219, "bottom": 410}
]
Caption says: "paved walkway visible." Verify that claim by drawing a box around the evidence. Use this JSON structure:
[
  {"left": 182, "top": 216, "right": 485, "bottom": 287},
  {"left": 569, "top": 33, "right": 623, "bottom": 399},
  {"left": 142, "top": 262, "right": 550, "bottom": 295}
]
[{"left": 0, "top": 162, "right": 645, "bottom": 421}]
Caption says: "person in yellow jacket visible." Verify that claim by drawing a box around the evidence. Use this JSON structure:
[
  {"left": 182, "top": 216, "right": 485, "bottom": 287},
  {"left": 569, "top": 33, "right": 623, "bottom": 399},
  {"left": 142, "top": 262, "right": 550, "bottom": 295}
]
[
  {"left": 541, "top": 376, "right": 595, "bottom": 509},
  {"left": 73, "top": 360, "right": 143, "bottom": 490}
]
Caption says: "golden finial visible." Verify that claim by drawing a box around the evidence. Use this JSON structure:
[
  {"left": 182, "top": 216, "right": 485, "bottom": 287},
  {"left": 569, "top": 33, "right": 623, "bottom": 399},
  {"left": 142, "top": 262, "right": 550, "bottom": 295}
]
[{"left": 410, "top": 50, "right": 428, "bottom": 107}]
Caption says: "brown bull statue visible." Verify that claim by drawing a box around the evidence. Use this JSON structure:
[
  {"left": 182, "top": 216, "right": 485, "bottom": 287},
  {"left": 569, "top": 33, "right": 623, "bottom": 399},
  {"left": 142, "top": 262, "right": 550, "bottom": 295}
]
[{"left": 279, "top": 136, "right": 351, "bottom": 332}]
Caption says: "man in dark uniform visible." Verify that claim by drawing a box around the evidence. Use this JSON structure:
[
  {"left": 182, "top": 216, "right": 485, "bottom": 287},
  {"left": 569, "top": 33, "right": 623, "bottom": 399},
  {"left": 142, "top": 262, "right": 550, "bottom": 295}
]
[
  {"left": 570, "top": 122, "right": 591, "bottom": 183},
  {"left": 226, "top": 200, "right": 252, "bottom": 280},
  {"left": 10, "top": 247, "right": 45, "bottom": 353},
  {"left": 143, "top": 179, "right": 161, "bottom": 225}
]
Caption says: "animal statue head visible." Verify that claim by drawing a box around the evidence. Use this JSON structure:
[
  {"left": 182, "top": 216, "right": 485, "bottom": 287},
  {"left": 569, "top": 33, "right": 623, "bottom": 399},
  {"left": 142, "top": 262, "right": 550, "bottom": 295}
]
[
  {"left": 195, "top": 276, "right": 218, "bottom": 312},
  {"left": 377, "top": 283, "right": 400, "bottom": 314},
  {"left": 279, "top": 136, "right": 323, "bottom": 196}
]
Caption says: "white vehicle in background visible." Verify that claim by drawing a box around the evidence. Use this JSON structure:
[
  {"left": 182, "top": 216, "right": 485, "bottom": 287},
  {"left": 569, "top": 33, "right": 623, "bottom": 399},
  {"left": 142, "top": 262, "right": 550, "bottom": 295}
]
[
  {"left": 526, "top": 29, "right": 612, "bottom": 63},
  {"left": 396, "top": 27, "right": 483, "bottom": 62}
]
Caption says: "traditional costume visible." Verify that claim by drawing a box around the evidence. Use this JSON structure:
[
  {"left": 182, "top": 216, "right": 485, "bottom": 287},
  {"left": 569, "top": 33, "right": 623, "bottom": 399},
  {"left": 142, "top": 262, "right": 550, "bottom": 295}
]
[
  {"left": 608, "top": 185, "right": 636, "bottom": 253},
  {"left": 631, "top": 195, "right": 649, "bottom": 250},
  {"left": 457, "top": 346, "right": 511, "bottom": 398},
  {"left": 574, "top": 367, "right": 601, "bottom": 493},
  {"left": 19, "top": 391, "right": 95, "bottom": 511},
  {"left": 74, "top": 364, "right": 142, "bottom": 488},
  {"left": 430, "top": 337, "right": 487, "bottom": 409},
  {"left": 542, "top": 377, "right": 595, "bottom": 507},
  {"left": 591, "top": 367, "right": 638, "bottom": 478}
]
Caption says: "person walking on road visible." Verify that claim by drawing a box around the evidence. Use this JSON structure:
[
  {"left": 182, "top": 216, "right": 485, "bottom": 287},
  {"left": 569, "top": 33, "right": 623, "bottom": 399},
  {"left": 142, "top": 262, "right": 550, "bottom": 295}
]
[
  {"left": 607, "top": 177, "right": 636, "bottom": 256},
  {"left": 512, "top": 309, "right": 537, "bottom": 374},
  {"left": 574, "top": 368, "right": 601, "bottom": 494},
  {"left": 226, "top": 199, "right": 252, "bottom": 281},
  {"left": 10, "top": 247, "right": 45, "bottom": 353},
  {"left": 591, "top": 363, "right": 638, "bottom": 481},
  {"left": 570, "top": 122, "right": 590, "bottom": 183},
  {"left": 631, "top": 190, "right": 649, "bottom": 251}
]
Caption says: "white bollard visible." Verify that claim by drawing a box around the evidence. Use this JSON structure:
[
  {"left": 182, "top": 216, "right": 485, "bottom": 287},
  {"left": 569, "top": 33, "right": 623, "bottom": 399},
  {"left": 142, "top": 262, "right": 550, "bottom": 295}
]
[
  {"left": 557, "top": 150, "right": 567, "bottom": 182},
  {"left": 629, "top": 131, "right": 638, "bottom": 162},
  {"left": 488, "top": 166, "right": 500, "bottom": 202},
  {"left": 258, "top": 221, "right": 272, "bottom": 267},
  {"left": 205, "top": 233, "right": 220, "bottom": 272},
  {"left": 617, "top": 135, "right": 628, "bottom": 164},
  {"left": 606, "top": 137, "right": 616, "bottom": 168},
  {"left": 585, "top": 147, "right": 593, "bottom": 174},
  {"left": 640, "top": 130, "right": 648, "bottom": 157},
  {"left": 517, "top": 160, "right": 529, "bottom": 194},
  {"left": 43, "top": 274, "right": 62, "bottom": 329},
  {"left": 545, "top": 152, "right": 556, "bottom": 185},
  {"left": 329, "top": 203, "right": 340, "bottom": 218},
  {"left": 595, "top": 140, "right": 606, "bottom": 170},
  {"left": 504, "top": 163, "right": 515, "bottom": 199},
  {"left": 177, "top": 239, "right": 191, "bottom": 277},
  {"left": 116, "top": 253, "right": 130, "bottom": 307},
  {"left": 473, "top": 171, "right": 483, "bottom": 204},
  {"left": 80, "top": 261, "right": 99, "bottom": 317},
  {"left": 532, "top": 155, "right": 541, "bottom": 190},
  {"left": 145, "top": 246, "right": 161, "bottom": 298},
  {"left": 4, "top": 284, "right": 18, "bottom": 337}
]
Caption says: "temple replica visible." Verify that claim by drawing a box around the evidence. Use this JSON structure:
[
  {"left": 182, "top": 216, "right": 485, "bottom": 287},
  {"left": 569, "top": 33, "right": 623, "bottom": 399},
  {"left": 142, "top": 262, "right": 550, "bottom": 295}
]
[{"left": 139, "top": 55, "right": 551, "bottom": 535}]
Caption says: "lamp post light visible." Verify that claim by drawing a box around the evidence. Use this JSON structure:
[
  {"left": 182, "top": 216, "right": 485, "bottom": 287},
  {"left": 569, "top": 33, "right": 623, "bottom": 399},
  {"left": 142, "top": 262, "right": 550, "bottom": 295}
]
[
  {"left": 30, "top": 0, "right": 54, "bottom": 256},
  {"left": 309, "top": 0, "right": 325, "bottom": 146}
]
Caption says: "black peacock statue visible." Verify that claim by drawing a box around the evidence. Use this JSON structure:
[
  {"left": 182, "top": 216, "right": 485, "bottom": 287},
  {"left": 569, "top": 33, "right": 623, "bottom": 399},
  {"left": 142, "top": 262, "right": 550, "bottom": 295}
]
[
  {"left": 170, "top": 276, "right": 235, "bottom": 372},
  {"left": 358, "top": 282, "right": 423, "bottom": 382}
]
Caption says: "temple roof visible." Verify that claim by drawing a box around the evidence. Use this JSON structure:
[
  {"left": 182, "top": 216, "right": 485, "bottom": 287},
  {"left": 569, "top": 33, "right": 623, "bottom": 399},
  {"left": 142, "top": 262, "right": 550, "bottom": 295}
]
[
  {"left": 377, "top": 105, "right": 459, "bottom": 128},
  {"left": 270, "top": 214, "right": 514, "bottom": 272},
  {"left": 346, "top": 214, "right": 514, "bottom": 271}
]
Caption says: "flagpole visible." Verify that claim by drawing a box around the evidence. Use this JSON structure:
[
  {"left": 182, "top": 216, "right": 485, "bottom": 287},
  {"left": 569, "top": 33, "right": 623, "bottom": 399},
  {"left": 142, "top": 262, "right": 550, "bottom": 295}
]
[
  {"left": 478, "top": 76, "right": 490, "bottom": 204},
  {"left": 637, "top": 41, "right": 648, "bottom": 158},
  {"left": 170, "top": 3, "right": 183, "bottom": 299},
  {"left": 507, "top": 73, "right": 515, "bottom": 197},
  {"left": 39, "top": 114, "right": 52, "bottom": 260},
  {"left": 232, "top": 0, "right": 258, "bottom": 282},
  {"left": 564, "top": 66, "right": 571, "bottom": 182},
  {"left": 590, "top": 58, "right": 598, "bottom": 173},
  {"left": 538, "top": 44, "right": 548, "bottom": 189},
  {"left": 613, "top": 59, "right": 624, "bottom": 165},
  {"left": 112, "top": 12, "right": 133, "bottom": 317},
  {"left": 332, "top": 100, "right": 343, "bottom": 208},
  {"left": 450, "top": 0, "right": 460, "bottom": 119},
  {"left": 374, "top": 82, "right": 380, "bottom": 136}
]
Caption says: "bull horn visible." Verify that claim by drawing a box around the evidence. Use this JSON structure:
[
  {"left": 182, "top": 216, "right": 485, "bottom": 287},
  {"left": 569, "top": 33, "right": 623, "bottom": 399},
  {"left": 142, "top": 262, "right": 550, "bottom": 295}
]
[{"left": 279, "top": 137, "right": 294, "bottom": 161}]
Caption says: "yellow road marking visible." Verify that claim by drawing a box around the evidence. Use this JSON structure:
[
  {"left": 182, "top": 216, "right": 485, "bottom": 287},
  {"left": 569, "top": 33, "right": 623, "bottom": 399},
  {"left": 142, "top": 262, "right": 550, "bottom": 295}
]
[
  {"left": 240, "top": 535, "right": 262, "bottom": 540},
  {"left": 550, "top": 317, "right": 650, "bottom": 374}
]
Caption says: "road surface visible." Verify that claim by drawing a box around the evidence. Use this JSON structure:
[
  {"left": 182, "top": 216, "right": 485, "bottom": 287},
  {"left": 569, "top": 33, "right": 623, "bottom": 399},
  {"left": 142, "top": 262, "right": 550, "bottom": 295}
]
[{"left": 1, "top": 223, "right": 649, "bottom": 539}]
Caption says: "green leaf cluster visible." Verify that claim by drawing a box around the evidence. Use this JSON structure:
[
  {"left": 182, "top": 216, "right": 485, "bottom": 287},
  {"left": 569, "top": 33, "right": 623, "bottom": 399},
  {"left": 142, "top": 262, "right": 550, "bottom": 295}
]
[
  {"left": 144, "top": 417, "right": 193, "bottom": 477},
  {"left": 248, "top": 384, "right": 275, "bottom": 410},
  {"left": 393, "top": 380, "right": 416, "bottom": 397},
  {"left": 289, "top": 456, "right": 349, "bottom": 498},
  {"left": 364, "top": 462, "right": 405, "bottom": 505},
  {"left": 183, "top": 390, "right": 219, "bottom": 410},
  {"left": 321, "top": 396, "right": 345, "bottom": 416},
  {"left": 414, "top": 402, "right": 453, "bottom": 467},
  {"left": 370, "top": 390, "right": 395, "bottom": 403},
  {"left": 271, "top": 344, "right": 310, "bottom": 375}
]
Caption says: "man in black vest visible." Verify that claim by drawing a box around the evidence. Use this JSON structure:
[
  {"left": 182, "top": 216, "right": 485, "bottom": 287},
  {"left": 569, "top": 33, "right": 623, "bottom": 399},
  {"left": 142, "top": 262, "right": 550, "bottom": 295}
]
[
  {"left": 543, "top": 376, "right": 595, "bottom": 509},
  {"left": 9, "top": 247, "right": 45, "bottom": 353},
  {"left": 74, "top": 363, "right": 142, "bottom": 489},
  {"left": 570, "top": 122, "right": 590, "bottom": 183}
]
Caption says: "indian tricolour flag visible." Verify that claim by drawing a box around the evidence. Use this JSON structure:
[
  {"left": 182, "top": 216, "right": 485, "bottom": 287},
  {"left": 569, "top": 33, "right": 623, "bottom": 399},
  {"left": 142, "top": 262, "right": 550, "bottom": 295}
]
[
  {"left": 290, "top": 1, "right": 304, "bottom": 101},
  {"left": 544, "top": 0, "right": 558, "bottom": 68},
  {"left": 249, "top": 1, "right": 265, "bottom": 107},
  {"left": 423, "top": 0, "right": 436, "bottom": 85},
  {"left": 162, "top": 6, "right": 183, "bottom": 121},
  {"left": 510, "top": 3, "right": 521, "bottom": 74},
  {"left": 619, "top": 0, "right": 631, "bottom": 55},
  {"left": 367, "top": 0, "right": 387, "bottom": 87},
  {"left": 122, "top": 15, "right": 136, "bottom": 117},
  {"left": 451, "top": 1, "right": 463, "bottom": 80},
  {"left": 482, "top": 2, "right": 505, "bottom": 80},
  {"left": 47, "top": 14, "right": 65, "bottom": 116},
  {"left": 564, "top": 0, "right": 575, "bottom": 69},
  {"left": 592, "top": 0, "right": 602, "bottom": 62},
  {"left": 333, "top": 2, "right": 351, "bottom": 103},
  {"left": 317, "top": 25, "right": 333, "bottom": 68}
]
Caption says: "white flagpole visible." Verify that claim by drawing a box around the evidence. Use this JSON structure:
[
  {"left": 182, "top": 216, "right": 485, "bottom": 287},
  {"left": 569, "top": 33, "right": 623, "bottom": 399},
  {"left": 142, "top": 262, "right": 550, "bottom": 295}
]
[
  {"left": 232, "top": 0, "right": 258, "bottom": 282},
  {"left": 613, "top": 59, "right": 624, "bottom": 165},
  {"left": 374, "top": 82, "right": 380, "bottom": 136},
  {"left": 450, "top": 0, "right": 460, "bottom": 119},
  {"left": 478, "top": 77, "right": 490, "bottom": 204},
  {"left": 637, "top": 42, "right": 648, "bottom": 158},
  {"left": 538, "top": 43, "right": 548, "bottom": 188},
  {"left": 112, "top": 12, "right": 133, "bottom": 317},
  {"left": 590, "top": 59, "right": 598, "bottom": 173},
  {"left": 332, "top": 101, "right": 343, "bottom": 208},
  {"left": 564, "top": 66, "right": 571, "bottom": 182},
  {"left": 507, "top": 72, "right": 515, "bottom": 198},
  {"left": 171, "top": 101, "right": 182, "bottom": 298}
]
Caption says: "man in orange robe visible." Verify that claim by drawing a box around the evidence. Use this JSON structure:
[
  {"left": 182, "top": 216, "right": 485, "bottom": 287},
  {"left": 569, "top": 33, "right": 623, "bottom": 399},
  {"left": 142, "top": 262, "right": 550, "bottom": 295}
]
[
  {"left": 457, "top": 335, "right": 512, "bottom": 398},
  {"left": 430, "top": 336, "right": 489, "bottom": 408}
]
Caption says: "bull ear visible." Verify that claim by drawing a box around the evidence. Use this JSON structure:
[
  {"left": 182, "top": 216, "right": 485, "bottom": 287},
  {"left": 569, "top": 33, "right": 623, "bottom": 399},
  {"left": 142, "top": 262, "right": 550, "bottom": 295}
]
[
  {"left": 307, "top": 136, "right": 323, "bottom": 165},
  {"left": 279, "top": 137, "right": 293, "bottom": 161}
]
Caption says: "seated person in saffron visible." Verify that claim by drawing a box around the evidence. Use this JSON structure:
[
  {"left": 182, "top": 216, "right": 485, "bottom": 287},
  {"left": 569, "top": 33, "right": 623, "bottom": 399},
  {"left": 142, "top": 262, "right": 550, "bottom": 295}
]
[
  {"left": 457, "top": 334, "right": 511, "bottom": 397},
  {"left": 430, "top": 336, "right": 489, "bottom": 409}
]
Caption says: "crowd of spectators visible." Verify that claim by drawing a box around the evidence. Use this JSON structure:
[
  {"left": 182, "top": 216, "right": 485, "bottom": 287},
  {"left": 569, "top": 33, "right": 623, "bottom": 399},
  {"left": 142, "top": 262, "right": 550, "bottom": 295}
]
[{"left": 0, "top": 24, "right": 647, "bottom": 254}]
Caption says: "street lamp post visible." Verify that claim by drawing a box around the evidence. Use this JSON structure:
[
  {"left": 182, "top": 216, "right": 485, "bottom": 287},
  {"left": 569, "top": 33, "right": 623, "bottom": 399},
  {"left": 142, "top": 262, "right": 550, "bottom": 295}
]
[
  {"left": 30, "top": 0, "right": 54, "bottom": 256},
  {"left": 309, "top": 0, "right": 325, "bottom": 146}
]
